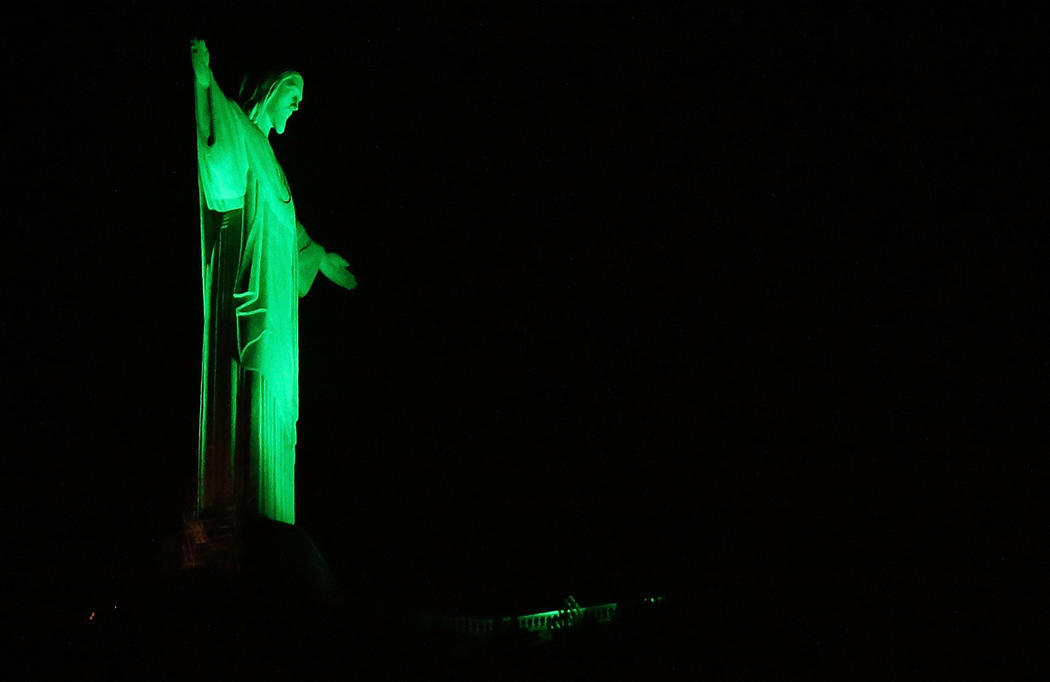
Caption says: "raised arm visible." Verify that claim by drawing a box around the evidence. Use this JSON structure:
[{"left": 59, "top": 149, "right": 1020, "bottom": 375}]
[
  {"left": 191, "top": 38, "right": 249, "bottom": 212},
  {"left": 190, "top": 38, "right": 213, "bottom": 144}
]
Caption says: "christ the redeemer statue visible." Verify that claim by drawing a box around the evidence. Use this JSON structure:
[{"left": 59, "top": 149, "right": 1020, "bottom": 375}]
[{"left": 191, "top": 38, "right": 355, "bottom": 525}]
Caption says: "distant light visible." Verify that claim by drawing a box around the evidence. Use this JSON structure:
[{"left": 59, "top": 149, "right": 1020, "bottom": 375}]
[{"left": 88, "top": 612, "right": 95, "bottom": 622}]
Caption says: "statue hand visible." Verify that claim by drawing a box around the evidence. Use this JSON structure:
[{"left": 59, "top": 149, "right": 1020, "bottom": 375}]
[
  {"left": 190, "top": 38, "right": 211, "bottom": 88},
  {"left": 320, "top": 252, "right": 357, "bottom": 290}
]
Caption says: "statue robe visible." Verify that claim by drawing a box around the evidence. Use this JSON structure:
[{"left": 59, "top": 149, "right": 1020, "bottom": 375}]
[{"left": 195, "top": 77, "right": 323, "bottom": 524}]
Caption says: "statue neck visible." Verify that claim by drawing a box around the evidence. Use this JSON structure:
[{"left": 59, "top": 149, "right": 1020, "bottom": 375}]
[{"left": 253, "top": 112, "right": 274, "bottom": 137}]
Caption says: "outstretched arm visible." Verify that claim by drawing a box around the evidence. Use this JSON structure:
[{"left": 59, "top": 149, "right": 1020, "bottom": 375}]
[{"left": 297, "top": 221, "right": 357, "bottom": 295}]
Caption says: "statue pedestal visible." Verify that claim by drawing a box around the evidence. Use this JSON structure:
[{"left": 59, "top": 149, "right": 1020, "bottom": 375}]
[
  {"left": 162, "top": 511, "right": 337, "bottom": 605},
  {"left": 239, "top": 514, "right": 338, "bottom": 600}
]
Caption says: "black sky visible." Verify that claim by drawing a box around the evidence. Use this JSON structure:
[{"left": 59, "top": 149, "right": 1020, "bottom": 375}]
[{"left": 7, "top": 3, "right": 1043, "bottom": 624}]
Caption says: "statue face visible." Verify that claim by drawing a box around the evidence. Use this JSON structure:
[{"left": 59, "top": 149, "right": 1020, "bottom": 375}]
[{"left": 267, "top": 80, "right": 303, "bottom": 135}]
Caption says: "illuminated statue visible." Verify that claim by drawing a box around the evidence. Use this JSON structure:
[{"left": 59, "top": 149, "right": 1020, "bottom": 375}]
[{"left": 191, "top": 38, "right": 355, "bottom": 525}]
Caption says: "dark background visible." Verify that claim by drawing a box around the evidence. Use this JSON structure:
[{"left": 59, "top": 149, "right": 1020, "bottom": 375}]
[{"left": 6, "top": 1, "right": 1043, "bottom": 668}]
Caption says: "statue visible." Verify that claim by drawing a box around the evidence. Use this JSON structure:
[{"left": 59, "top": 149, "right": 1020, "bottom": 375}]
[{"left": 191, "top": 38, "right": 355, "bottom": 526}]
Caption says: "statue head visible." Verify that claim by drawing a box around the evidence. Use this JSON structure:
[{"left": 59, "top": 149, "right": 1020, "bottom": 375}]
[{"left": 239, "top": 70, "right": 304, "bottom": 136}]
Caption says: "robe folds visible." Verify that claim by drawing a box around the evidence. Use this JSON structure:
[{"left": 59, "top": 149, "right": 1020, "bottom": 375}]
[{"left": 196, "top": 77, "right": 323, "bottom": 524}]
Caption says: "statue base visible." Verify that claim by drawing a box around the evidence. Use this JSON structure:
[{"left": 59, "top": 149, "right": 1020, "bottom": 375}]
[{"left": 160, "top": 509, "right": 337, "bottom": 604}]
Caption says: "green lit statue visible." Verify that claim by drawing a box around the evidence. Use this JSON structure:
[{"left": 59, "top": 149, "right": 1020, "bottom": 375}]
[{"left": 191, "top": 38, "right": 355, "bottom": 525}]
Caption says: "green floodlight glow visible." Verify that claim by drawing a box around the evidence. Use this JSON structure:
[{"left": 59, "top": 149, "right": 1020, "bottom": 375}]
[
  {"left": 425, "top": 599, "right": 622, "bottom": 638},
  {"left": 191, "top": 38, "right": 355, "bottom": 524}
]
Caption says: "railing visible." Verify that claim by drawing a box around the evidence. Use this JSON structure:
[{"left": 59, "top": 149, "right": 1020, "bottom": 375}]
[{"left": 422, "top": 596, "right": 663, "bottom": 638}]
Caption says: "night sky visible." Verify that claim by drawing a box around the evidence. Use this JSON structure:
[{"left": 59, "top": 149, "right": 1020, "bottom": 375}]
[{"left": 7, "top": 1, "right": 1042, "bottom": 648}]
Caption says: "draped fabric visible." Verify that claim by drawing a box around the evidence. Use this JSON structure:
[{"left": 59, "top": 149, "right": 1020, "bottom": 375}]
[{"left": 196, "top": 76, "right": 321, "bottom": 524}]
